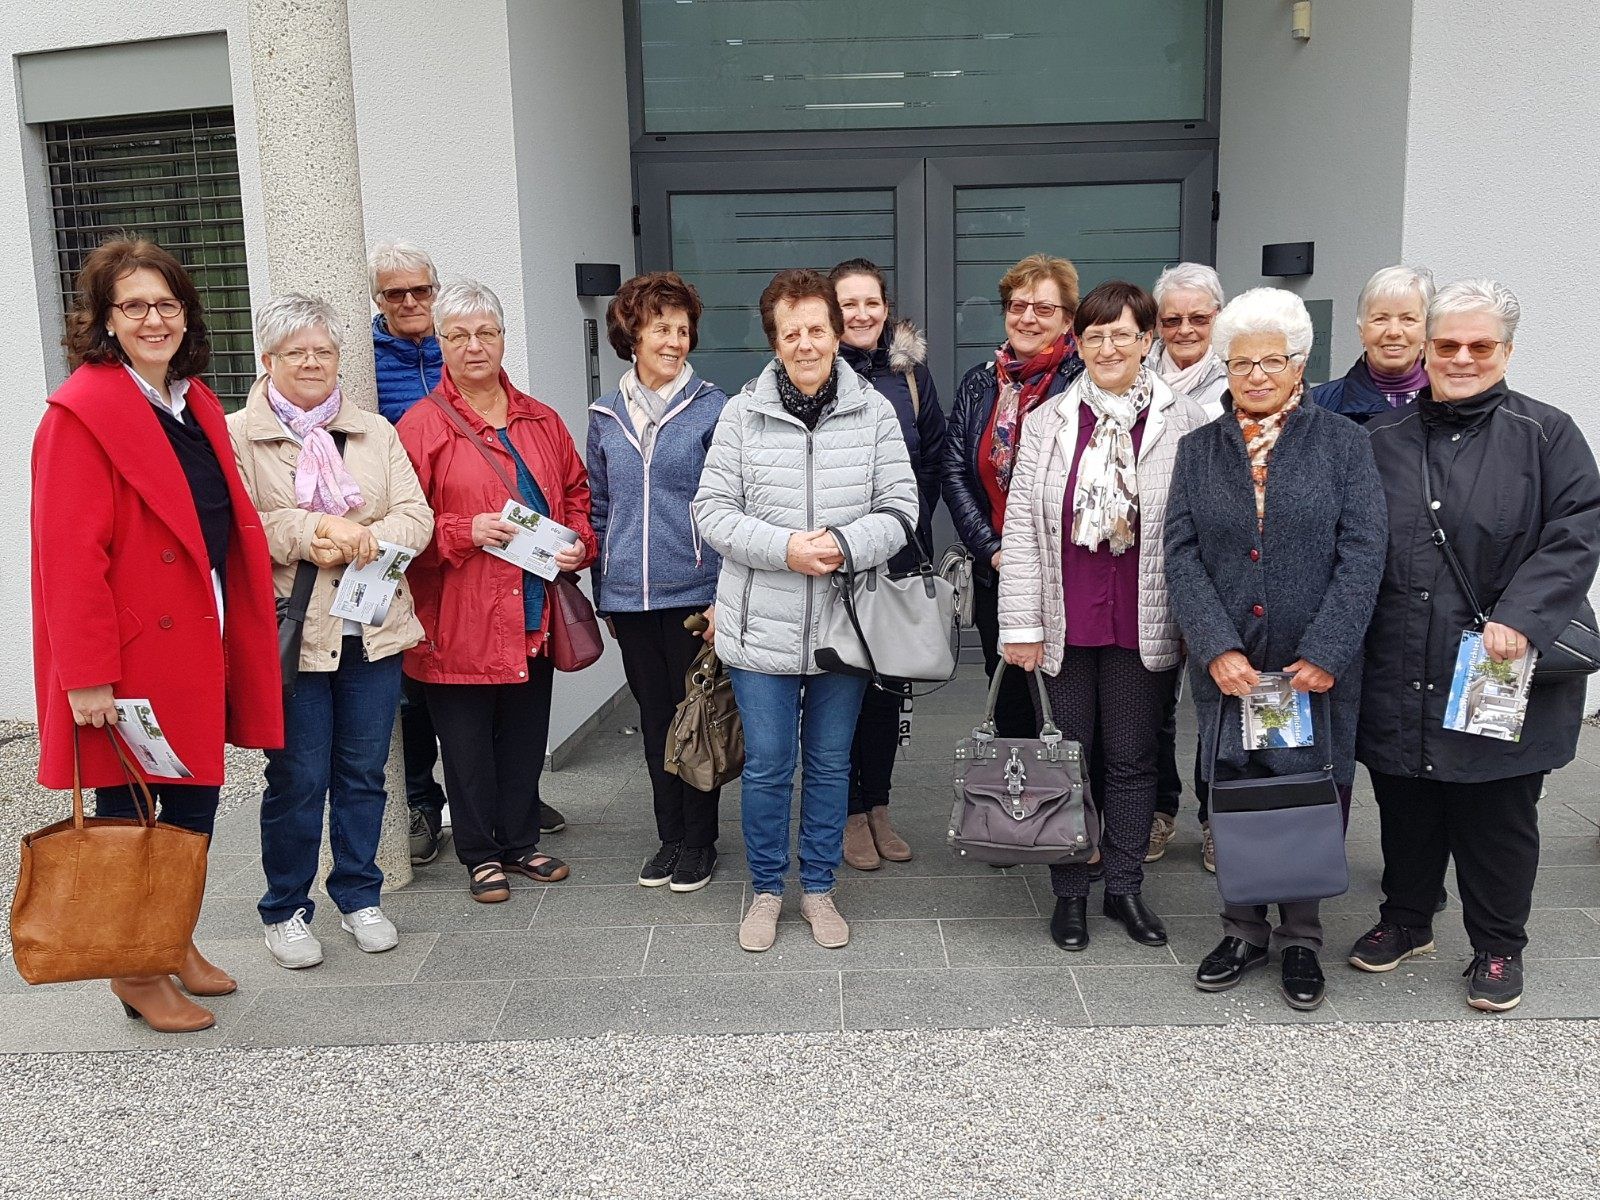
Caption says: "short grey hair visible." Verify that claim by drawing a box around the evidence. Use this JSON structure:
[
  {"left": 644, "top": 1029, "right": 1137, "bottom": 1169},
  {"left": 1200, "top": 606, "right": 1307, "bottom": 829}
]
[
  {"left": 1152, "top": 262, "right": 1225, "bottom": 311},
  {"left": 1211, "top": 287, "right": 1314, "bottom": 360},
  {"left": 433, "top": 279, "right": 505, "bottom": 332},
  {"left": 367, "top": 241, "right": 438, "bottom": 300},
  {"left": 254, "top": 292, "right": 345, "bottom": 356},
  {"left": 1428, "top": 277, "right": 1521, "bottom": 343},
  {"left": 1356, "top": 264, "right": 1435, "bottom": 322}
]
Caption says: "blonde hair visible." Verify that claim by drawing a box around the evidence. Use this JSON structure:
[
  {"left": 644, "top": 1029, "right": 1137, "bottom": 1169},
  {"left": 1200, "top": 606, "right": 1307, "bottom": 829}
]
[{"left": 997, "top": 253, "right": 1080, "bottom": 314}]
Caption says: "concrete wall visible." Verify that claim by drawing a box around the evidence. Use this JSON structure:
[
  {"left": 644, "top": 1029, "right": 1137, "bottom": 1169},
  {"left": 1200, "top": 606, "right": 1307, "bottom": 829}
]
[
  {"left": 1215, "top": 0, "right": 1414, "bottom": 372},
  {"left": 0, "top": 2, "right": 269, "bottom": 723},
  {"left": 504, "top": 0, "right": 637, "bottom": 748}
]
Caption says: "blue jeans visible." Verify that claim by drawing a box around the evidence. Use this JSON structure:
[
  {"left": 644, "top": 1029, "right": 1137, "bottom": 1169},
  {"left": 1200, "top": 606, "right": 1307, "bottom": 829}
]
[
  {"left": 259, "top": 639, "right": 402, "bottom": 925},
  {"left": 728, "top": 668, "right": 868, "bottom": 895}
]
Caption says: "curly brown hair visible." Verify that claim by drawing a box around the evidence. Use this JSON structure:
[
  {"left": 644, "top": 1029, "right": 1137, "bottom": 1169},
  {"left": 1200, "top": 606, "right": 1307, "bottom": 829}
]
[
  {"left": 64, "top": 236, "right": 211, "bottom": 381},
  {"left": 605, "top": 271, "right": 704, "bottom": 361},
  {"left": 758, "top": 268, "right": 844, "bottom": 350}
]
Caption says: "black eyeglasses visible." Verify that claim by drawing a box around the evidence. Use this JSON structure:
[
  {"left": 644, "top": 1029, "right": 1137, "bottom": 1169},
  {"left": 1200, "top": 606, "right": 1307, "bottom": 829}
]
[
  {"left": 1225, "top": 354, "right": 1304, "bottom": 377},
  {"left": 380, "top": 285, "right": 437, "bottom": 305},
  {"left": 111, "top": 299, "right": 184, "bottom": 320}
]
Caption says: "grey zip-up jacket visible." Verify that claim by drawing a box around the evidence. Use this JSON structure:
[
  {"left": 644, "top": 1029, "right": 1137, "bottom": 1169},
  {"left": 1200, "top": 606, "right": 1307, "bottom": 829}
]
[{"left": 693, "top": 357, "right": 918, "bottom": 675}]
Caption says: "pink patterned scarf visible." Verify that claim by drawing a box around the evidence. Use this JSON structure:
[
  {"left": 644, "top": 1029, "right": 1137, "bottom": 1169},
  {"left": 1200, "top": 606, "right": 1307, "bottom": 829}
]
[{"left": 266, "top": 381, "right": 365, "bottom": 515}]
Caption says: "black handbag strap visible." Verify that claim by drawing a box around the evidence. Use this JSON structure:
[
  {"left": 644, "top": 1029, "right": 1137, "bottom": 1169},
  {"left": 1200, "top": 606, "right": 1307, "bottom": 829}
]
[
  {"left": 1209, "top": 676, "right": 1334, "bottom": 782},
  {"left": 283, "top": 430, "right": 348, "bottom": 622},
  {"left": 1419, "top": 436, "right": 1490, "bottom": 627},
  {"left": 976, "top": 661, "right": 1064, "bottom": 749}
]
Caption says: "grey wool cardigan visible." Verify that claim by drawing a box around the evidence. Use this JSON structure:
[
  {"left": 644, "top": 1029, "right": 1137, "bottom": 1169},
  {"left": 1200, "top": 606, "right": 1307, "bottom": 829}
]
[{"left": 1163, "top": 400, "right": 1387, "bottom": 786}]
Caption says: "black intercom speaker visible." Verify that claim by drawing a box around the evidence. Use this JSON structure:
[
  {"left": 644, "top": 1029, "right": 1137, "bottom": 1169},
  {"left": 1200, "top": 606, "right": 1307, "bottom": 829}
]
[
  {"left": 1261, "top": 242, "right": 1314, "bottom": 277},
  {"left": 575, "top": 263, "right": 622, "bottom": 297}
]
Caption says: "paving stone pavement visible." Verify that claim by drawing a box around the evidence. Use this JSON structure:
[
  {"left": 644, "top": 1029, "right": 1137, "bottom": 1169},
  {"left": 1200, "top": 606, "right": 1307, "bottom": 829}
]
[{"left": 4, "top": 665, "right": 1600, "bottom": 1052}]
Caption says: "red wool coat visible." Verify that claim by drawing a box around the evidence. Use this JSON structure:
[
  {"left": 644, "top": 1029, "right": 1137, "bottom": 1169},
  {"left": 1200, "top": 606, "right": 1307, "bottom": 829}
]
[
  {"left": 31, "top": 364, "right": 284, "bottom": 789},
  {"left": 397, "top": 370, "right": 597, "bottom": 685}
]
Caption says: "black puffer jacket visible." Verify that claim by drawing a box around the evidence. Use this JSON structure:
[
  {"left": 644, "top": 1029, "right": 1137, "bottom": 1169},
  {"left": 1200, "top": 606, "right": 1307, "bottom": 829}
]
[
  {"left": 940, "top": 353, "right": 1083, "bottom": 585},
  {"left": 840, "top": 321, "right": 945, "bottom": 574},
  {"left": 1359, "top": 383, "right": 1600, "bottom": 783}
]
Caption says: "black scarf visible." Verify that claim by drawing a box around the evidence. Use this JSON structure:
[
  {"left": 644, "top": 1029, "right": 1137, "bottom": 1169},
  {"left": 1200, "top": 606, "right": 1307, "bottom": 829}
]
[{"left": 775, "top": 361, "right": 838, "bottom": 430}]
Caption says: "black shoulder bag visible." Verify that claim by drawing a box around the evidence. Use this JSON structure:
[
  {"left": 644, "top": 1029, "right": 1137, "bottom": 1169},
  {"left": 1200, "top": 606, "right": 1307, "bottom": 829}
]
[{"left": 1420, "top": 437, "right": 1600, "bottom": 680}]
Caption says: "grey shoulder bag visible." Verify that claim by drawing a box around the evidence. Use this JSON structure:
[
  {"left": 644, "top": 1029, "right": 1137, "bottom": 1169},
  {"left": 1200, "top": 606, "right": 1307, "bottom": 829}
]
[
  {"left": 1207, "top": 683, "right": 1348, "bottom": 906},
  {"left": 947, "top": 663, "right": 1097, "bottom": 865}
]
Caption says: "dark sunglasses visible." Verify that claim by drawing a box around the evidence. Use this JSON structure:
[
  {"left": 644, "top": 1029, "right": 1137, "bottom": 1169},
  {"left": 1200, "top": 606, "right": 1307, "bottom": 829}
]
[{"left": 380, "top": 285, "right": 437, "bottom": 305}]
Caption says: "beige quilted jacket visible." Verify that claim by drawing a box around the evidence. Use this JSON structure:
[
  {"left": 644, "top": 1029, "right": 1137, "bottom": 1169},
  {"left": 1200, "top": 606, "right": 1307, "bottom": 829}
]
[{"left": 997, "top": 371, "right": 1208, "bottom": 675}]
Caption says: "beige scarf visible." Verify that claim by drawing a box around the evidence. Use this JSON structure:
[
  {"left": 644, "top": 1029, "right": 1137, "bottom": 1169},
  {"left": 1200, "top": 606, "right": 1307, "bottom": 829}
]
[{"left": 1070, "top": 369, "right": 1154, "bottom": 556}]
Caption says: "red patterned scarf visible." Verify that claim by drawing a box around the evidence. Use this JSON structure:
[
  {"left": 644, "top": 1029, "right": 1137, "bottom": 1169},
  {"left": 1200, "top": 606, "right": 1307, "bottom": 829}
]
[{"left": 988, "top": 334, "right": 1073, "bottom": 492}]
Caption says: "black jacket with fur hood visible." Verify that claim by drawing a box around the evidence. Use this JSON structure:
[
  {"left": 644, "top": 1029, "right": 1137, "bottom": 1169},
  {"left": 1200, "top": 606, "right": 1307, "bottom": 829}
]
[{"left": 840, "top": 320, "right": 946, "bottom": 574}]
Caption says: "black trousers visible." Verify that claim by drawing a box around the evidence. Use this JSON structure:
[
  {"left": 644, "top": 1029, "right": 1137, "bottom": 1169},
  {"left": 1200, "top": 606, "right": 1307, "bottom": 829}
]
[
  {"left": 425, "top": 658, "right": 554, "bottom": 868},
  {"left": 1036, "top": 646, "right": 1178, "bottom": 898},
  {"left": 850, "top": 679, "right": 910, "bottom": 814},
  {"left": 1371, "top": 769, "right": 1542, "bottom": 956},
  {"left": 401, "top": 675, "right": 447, "bottom": 815},
  {"left": 971, "top": 576, "right": 1038, "bottom": 740},
  {"left": 96, "top": 783, "right": 221, "bottom": 838},
  {"left": 612, "top": 608, "right": 721, "bottom": 848},
  {"left": 1151, "top": 673, "right": 1210, "bottom": 820}
]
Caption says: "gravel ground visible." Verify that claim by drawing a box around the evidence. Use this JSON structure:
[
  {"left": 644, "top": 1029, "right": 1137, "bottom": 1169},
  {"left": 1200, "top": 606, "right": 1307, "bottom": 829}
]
[
  {"left": 2, "top": 1020, "right": 1597, "bottom": 1199},
  {"left": 0, "top": 719, "right": 262, "bottom": 949}
]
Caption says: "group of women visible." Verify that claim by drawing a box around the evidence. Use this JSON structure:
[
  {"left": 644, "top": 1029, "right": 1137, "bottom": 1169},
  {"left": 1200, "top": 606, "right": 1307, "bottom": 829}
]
[{"left": 29, "top": 233, "right": 1598, "bottom": 1034}]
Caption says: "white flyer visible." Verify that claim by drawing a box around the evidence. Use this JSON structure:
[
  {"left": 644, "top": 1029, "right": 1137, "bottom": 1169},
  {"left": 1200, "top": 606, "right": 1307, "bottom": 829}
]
[
  {"left": 112, "top": 699, "right": 193, "bottom": 779},
  {"left": 483, "top": 500, "right": 579, "bottom": 581},
  {"left": 328, "top": 540, "right": 416, "bottom": 626}
]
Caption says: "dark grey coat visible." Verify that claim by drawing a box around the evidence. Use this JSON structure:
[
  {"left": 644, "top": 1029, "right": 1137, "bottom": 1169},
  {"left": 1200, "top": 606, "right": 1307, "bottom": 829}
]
[{"left": 1164, "top": 402, "right": 1388, "bottom": 786}]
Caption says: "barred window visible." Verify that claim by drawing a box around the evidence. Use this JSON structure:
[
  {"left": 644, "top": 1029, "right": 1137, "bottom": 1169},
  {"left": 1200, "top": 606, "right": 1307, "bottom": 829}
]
[{"left": 45, "top": 108, "right": 253, "bottom": 408}]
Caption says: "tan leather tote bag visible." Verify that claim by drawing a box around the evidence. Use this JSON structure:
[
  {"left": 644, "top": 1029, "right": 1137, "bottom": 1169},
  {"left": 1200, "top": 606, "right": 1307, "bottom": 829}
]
[{"left": 10, "top": 730, "right": 209, "bottom": 984}]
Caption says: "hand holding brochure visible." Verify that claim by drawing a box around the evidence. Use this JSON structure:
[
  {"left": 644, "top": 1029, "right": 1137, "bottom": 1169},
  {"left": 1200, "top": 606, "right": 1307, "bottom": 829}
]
[
  {"left": 1445, "top": 630, "right": 1535, "bottom": 742},
  {"left": 328, "top": 541, "right": 416, "bottom": 626},
  {"left": 483, "top": 500, "right": 579, "bottom": 581},
  {"left": 112, "top": 699, "right": 193, "bottom": 779},
  {"left": 1240, "top": 674, "right": 1315, "bottom": 751}
]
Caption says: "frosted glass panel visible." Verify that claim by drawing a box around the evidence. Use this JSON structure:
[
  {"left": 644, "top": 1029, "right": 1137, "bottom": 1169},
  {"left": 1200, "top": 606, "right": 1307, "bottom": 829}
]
[
  {"left": 671, "top": 190, "right": 895, "bottom": 392},
  {"left": 954, "top": 182, "right": 1181, "bottom": 375},
  {"left": 639, "top": 0, "right": 1208, "bottom": 133}
]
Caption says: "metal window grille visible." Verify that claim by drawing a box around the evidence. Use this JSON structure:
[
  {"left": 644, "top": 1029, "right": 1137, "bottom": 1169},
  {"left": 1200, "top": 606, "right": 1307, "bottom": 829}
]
[{"left": 44, "top": 107, "right": 253, "bottom": 408}]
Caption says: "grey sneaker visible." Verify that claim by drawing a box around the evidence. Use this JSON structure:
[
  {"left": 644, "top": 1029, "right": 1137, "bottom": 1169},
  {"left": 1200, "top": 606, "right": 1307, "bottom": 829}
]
[
  {"left": 1145, "top": 812, "right": 1177, "bottom": 863},
  {"left": 739, "top": 892, "right": 783, "bottom": 953},
  {"left": 340, "top": 906, "right": 399, "bottom": 953},
  {"left": 1201, "top": 822, "right": 1217, "bottom": 873},
  {"left": 800, "top": 891, "right": 850, "bottom": 948},
  {"left": 409, "top": 808, "right": 442, "bottom": 865},
  {"left": 265, "top": 907, "right": 323, "bottom": 969}
]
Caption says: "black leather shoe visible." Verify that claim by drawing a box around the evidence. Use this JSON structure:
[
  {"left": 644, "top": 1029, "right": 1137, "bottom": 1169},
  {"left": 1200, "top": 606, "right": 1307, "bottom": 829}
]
[
  {"left": 1194, "top": 936, "right": 1269, "bottom": 992},
  {"left": 1103, "top": 893, "right": 1168, "bottom": 946},
  {"left": 1050, "top": 897, "right": 1089, "bottom": 951},
  {"left": 1281, "top": 946, "right": 1327, "bottom": 1010}
]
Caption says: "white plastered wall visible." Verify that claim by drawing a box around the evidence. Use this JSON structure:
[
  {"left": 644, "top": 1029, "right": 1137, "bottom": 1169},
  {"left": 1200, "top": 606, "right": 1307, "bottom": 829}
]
[
  {"left": 1215, "top": 0, "right": 1414, "bottom": 373},
  {"left": 0, "top": 2, "right": 270, "bottom": 722}
]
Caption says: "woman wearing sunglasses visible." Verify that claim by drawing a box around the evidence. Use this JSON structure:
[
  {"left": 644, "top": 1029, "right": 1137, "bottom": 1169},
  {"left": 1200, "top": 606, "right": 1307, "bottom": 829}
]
[
  {"left": 942, "top": 254, "right": 1084, "bottom": 741},
  {"left": 1352, "top": 279, "right": 1600, "bottom": 1013}
]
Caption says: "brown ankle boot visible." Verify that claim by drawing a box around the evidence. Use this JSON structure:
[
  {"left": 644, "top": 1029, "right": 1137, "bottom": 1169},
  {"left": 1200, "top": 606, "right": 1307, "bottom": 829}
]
[
  {"left": 178, "top": 942, "right": 237, "bottom": 997},
  {"left": 842, "top": 812, "right": 880, "bottom": 870},
  {"left": 110, "top": 976, "right": 216, "bottom": 1032},
  {"left": 867, "top": 805, "right": 912, "bottom": 862}
]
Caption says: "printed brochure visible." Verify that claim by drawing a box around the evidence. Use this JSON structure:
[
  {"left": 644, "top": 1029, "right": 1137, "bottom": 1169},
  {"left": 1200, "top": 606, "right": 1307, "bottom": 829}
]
[
  {"left": 112, "top": 699, "right": 192, "bottom": 779},
  {"left": 1444, "top": 630, "right": 1535, "bottom": 742},
  {"left": 483, "top": 500, "right": 579, "bottom": 581},
  {"left": 1241, "top": 674, "right": 1315, "bottom": 751},
  {"left": 329, "top": 541, "right": 416, "bottom": 626}
]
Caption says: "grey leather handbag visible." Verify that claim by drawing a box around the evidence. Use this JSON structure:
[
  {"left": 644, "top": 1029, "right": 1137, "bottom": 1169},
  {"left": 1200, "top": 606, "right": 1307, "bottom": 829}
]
[
  {"left": 947, "top": 664, "right": 1098, "bottom": 866},
  {"left": 813, "top": 509, "right": 959, "bottom": 691},
  {"left": 1207, "top": 685, "right": 1349, "bottom": 907}
]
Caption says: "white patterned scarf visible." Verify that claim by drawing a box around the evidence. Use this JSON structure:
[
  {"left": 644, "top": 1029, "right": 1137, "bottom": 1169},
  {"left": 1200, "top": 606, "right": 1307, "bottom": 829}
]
[{"left": 1070, "top": 369, "right": 1154, "bottom": 556}]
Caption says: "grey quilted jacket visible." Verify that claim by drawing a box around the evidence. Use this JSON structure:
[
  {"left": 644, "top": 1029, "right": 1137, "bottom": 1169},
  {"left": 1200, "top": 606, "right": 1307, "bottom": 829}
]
[
  {"left": 997, "top": 370, "right": 1208, "bottom": 675},
  {"left": 693, "top": 358, "right": 918, "bottom": 675}
]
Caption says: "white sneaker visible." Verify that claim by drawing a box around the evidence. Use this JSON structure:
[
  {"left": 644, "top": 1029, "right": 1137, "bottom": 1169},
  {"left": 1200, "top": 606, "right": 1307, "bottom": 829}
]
[
  {"left": 339, "top": 906, "right": 399, "bottom": 954},
  {"left": 265, "top": 907, "right": 324, "bottom": 969}
]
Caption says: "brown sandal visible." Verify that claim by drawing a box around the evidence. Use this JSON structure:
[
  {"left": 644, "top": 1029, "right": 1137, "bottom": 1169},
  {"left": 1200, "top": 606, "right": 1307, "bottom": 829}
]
[
  {"left": 502, "top": 852, "right": 570, "bottom": 883},
  {"left": 469, "top": 862, "right": 511, "bottom": 904}
]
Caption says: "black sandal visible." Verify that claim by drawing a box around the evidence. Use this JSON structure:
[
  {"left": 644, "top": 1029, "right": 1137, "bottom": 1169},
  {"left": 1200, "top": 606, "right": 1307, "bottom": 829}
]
[
  {"left": 469, "top": 861, "right": 511, "bottom": 904},
  {"left": 502, "top": 852, "right": 570, "bottom": 883}
]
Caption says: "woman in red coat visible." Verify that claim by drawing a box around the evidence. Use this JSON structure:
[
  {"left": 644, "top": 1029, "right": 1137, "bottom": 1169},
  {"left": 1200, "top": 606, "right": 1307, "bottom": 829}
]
[
  {"left": 397, "top": 279, "right": 596, "bottom": 903},
  {"left": 30, "top": 238, "right": 282, "bottom": 1033}
]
